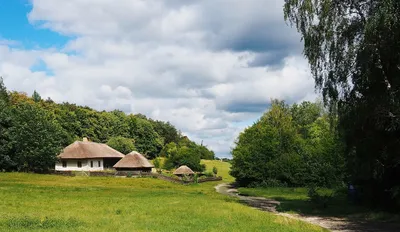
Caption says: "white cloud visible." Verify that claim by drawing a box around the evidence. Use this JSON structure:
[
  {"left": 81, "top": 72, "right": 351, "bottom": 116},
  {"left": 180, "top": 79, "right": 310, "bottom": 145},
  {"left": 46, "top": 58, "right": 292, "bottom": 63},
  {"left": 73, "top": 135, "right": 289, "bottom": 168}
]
[{"left": 0, "top": 0, "right": 316, "bottom": 157}]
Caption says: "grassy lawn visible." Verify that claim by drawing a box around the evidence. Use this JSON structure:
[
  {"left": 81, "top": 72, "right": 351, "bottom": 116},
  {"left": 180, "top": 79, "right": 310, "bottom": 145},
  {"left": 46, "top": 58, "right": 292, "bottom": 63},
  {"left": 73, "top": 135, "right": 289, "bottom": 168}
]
[
  {"left": 0, "top": 173, "right": 326, "bottom": 232},
  {"left": 238, "top": 187, "right": 399, "bottom": 222}
]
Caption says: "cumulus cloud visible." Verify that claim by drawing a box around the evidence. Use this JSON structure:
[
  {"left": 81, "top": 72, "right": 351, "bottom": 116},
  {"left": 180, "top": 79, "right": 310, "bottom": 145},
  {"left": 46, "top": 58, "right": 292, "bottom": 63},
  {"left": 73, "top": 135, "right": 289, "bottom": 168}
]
[{"left": 0, "top": 0, "right": 316, "bottom": 157}]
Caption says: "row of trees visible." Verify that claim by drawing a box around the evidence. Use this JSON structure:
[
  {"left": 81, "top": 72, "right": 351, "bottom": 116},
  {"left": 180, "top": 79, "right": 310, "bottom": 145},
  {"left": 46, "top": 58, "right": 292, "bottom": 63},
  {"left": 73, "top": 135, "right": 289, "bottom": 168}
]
[
  {"left": 231, "top": 100, "right": 345, "bottom": 188},
  {"left": 0, "top": 79, "right": 215, "bottom": 172}
]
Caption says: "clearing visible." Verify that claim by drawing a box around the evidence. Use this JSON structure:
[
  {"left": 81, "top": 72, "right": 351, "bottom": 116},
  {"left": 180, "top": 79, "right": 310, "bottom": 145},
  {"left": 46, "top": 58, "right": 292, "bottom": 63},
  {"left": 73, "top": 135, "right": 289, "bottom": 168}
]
[{"left": 0, "top": 161, "right": 324, "bottom": 232}]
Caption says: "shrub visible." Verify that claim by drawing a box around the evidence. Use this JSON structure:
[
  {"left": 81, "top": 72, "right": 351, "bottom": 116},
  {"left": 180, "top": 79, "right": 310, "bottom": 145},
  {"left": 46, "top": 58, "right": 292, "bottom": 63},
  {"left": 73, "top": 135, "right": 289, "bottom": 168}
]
[
  {"left": 193, "top": 173, "right": 198, "bottom": 184},
  {"left": 203, "top": 171, "right": 214, "bottom": 177},
  {"left": 126, "top": 172, "right": 132, "bottom": 178},
  {"left": 212, "top": 166, "right": 218, "bottom": 176}
]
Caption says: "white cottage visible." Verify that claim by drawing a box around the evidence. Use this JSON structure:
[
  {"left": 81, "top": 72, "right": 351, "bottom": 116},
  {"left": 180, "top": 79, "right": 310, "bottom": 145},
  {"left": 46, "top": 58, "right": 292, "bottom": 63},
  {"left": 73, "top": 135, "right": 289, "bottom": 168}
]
[{"left": 55, "top": 138, "right": 125, "bottom": 171}]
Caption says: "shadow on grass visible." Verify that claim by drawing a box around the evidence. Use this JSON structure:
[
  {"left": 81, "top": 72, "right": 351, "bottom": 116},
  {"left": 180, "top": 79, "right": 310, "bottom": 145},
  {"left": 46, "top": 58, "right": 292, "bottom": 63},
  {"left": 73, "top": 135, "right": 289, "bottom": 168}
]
[{"left": 272, "top": 194, "right": 400, "bottom": 224}]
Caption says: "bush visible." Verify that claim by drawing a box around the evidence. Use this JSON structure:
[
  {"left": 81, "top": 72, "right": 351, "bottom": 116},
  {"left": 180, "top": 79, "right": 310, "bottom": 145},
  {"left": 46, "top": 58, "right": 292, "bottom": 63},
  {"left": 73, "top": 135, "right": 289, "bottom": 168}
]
[
  {"left": 203, "top": 171, "right": 214, "bottom": 177},
  {"left": 212, "top": 166, "right": 218, "bottom": 176},
  {"left": 126, "top": 172, "right": 132, "bottom": 178}
]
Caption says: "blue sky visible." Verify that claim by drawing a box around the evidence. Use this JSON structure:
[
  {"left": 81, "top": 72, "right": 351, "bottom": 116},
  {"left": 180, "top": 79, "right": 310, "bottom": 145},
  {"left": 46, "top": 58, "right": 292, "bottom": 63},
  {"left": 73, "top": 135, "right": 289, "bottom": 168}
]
[
  {"left": 0, "top": 0, "right": 315, "bottom": 158},
  {"left": 0, "top": 0, "right": 67, "bottom": 49}
]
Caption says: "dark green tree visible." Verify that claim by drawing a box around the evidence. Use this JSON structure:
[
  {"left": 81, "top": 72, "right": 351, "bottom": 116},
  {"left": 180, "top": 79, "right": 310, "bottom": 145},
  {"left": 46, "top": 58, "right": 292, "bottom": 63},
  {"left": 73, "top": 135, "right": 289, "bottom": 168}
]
[
  {"left": 284, "top": 0, "right": 400, "bottom": 209},
  {"left": 127, "top": 116, "right": 163, "bottom": 159},
  {"left": 0, "top": 82, "right": 13, "bottom": 171},
  {"left": 7, "top": 102, "right": 65, "bottom": 172}
]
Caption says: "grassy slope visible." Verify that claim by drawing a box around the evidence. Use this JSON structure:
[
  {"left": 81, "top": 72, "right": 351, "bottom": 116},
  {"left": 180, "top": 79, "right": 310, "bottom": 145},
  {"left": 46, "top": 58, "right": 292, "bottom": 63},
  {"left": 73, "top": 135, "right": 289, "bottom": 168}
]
[
  {"left": 201, "top": 160, "right": 235, "bottom": 183},
  {"left": 0, "top": 173, "right": 325, "bottom": 232}
]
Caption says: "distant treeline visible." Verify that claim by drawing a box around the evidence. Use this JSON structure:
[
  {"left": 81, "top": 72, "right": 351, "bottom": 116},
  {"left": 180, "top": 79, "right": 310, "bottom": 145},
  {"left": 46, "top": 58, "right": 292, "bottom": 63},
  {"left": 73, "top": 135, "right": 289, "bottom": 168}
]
[
  {"left": 231, "top": 100, "right": 345, "bottom": 188},
  {"left": 0, "top": 78, "right": 215, "bottom": 172}
]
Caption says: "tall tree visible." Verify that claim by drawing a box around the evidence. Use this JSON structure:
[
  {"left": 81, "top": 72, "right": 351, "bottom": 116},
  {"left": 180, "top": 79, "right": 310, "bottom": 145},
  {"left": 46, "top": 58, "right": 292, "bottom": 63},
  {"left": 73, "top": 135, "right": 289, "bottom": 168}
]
[
  {"left": 284, "top": 0, "right": 400, "bottom": 208},
  {"left": 0, "top": 77, "right": 8, "bottom": 102},
  {"left": 6, "top": 102, "right": 65, "bottom": 172},
  {"left": 32, "top": 90, "right": 42, "bottom": 102}
]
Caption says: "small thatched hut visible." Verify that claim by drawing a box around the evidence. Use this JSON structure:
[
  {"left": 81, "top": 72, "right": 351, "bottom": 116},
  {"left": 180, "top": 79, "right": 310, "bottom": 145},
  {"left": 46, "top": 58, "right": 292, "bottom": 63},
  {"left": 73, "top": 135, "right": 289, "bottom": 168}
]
[
  {"left": 113, "top": 151, "right": 154, "bottom": 172},
  {"left": 173, "top": 165, "right": 195, "bottom": 176}
]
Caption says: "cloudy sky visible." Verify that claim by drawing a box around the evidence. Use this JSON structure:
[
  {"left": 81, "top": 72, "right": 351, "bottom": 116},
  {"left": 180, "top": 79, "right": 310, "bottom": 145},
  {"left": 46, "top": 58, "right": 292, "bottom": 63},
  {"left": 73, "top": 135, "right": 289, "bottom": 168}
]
[{"left": 0, "top": 0, "right": 316, "bottom": 158}]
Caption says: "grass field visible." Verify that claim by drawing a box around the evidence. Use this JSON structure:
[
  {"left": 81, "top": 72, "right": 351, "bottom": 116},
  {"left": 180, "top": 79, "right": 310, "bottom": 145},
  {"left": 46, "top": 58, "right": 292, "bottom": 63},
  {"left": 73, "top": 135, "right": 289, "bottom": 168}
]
[{"left": 0, "top": 168, "right": 326, "bottom": 231}]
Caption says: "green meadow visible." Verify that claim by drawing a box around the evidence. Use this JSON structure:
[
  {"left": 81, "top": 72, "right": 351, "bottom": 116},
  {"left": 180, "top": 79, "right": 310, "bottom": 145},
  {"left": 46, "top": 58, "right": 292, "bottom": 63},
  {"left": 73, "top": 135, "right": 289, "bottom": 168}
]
[{"left": 0, "top": 161, "right": 326, "bottom": 232}]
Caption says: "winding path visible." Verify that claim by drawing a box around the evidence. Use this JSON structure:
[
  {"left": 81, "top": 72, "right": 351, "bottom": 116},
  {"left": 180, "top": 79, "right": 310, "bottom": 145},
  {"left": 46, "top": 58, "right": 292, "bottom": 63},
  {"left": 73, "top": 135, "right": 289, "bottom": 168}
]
[{"left": 215, "top": 183, "right": 400, "bottom": 232}]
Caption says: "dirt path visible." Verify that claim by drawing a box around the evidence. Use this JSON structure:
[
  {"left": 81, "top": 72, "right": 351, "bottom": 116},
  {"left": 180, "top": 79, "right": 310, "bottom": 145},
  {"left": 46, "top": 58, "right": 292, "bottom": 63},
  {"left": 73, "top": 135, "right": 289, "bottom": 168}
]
[{"left": 215, "top": 183, "right": 400, "bottom": 232}]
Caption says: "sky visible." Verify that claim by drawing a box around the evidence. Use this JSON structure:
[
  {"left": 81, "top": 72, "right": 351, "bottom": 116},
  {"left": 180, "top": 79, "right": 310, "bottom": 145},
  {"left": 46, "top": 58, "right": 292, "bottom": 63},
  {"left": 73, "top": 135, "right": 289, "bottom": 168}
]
[{"left": 0, "top": 0, "right": 317, "bottom": 158}]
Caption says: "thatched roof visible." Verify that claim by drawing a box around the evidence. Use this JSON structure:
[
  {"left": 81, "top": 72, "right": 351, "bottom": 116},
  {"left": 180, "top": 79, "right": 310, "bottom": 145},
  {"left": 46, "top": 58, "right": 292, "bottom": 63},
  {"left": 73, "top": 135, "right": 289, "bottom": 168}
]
[
  {"left": 58, "top": 141, "right": 125, "bottom": 159},
  {"left": 113, "top": 151, "right": 154, "bottom": 168},
  {"left": 173, "top": 165, "right": 195, "bottom": 175}
]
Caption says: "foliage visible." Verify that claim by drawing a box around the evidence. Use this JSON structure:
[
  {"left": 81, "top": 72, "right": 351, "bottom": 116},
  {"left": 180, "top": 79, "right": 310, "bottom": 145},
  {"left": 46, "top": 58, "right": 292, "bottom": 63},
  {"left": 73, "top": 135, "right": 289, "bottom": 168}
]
[
  {"left": 212, "top": 166, "right": 218, "bottom": 176},
  {"left": 7, "top": 102, "right": 65, "bottom": 172},
  {"left": 164, "top": 145, "right": 205, "bottom": 172},
  {"left": 106, "top": 136, "right": 135, "bottom": 154},
  {"left": 203, "top": 171, "right": 214, "bottom": 177},
  {"left": 0, "top": 81, "right": 215, "bottom": 172},
  {"left": 153, "top": 157, "right": 162, "bottom": 174},
  {"left": 284, "top": 0, "right": 400, "bottom": 210},
  {"left": 32, "top": 90, "right": 41, "bottom": 103},
  {"left": 231, "top": 100, "right": 344, "bottom": 187}
]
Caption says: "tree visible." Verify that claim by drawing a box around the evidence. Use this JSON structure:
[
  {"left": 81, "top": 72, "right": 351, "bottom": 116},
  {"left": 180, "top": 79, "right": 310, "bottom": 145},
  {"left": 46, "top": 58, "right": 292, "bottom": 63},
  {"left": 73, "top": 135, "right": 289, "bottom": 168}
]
[
  {"left": 0, "top": 77, "right": 8, "bottom": 102},
  {"left": 0, "top": 82, "right": 13, "bottom": 171},
  {"left": 153, "top": 157, "right": 162, "bottom": 173},
  {"left": 107, "top": 136, "right": 136, "bottom": 154},
  {"left": 284, "top": 0, "right": 400, "bottom": 209},
  {"left": 231, "top": 100, "right": 344, "bottom": 187},
  {"left": 7, "top": 102, "right": 65, "bottom": 172},
  {"left": 164, "top": 146, "right": 205, "bottom": 172},
  {"left": 127, "top": 116, "right": 163, "bottom": 159},
  {"left": 150, "top": 120, "right": 180, "bottom": 145},
  {"left": 32, "top": 90, "right": 41, "bottom": 102}
]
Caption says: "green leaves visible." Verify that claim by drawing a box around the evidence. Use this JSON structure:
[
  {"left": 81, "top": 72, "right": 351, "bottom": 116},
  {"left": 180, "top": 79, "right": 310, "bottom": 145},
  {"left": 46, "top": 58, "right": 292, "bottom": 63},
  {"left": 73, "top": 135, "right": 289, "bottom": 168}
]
[
  {"left": 106, "top": 136, "right": 135, "bottom": 155},
  {"left": 285, "top": 0, "right": 400, "bottom": 209},
  {"left": 0, "top": 86, "right": 214, "bottom": 173},
  {"left": 231, "top": 100, "right": 344, "bottom": 187}
]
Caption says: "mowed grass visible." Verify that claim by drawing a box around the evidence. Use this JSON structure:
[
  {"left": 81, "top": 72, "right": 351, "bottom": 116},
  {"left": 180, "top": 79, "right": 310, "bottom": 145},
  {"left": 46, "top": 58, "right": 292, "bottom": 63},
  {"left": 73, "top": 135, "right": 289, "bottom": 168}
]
[{"left": 0, "top": 173, "right": 326, "bottom": 232}]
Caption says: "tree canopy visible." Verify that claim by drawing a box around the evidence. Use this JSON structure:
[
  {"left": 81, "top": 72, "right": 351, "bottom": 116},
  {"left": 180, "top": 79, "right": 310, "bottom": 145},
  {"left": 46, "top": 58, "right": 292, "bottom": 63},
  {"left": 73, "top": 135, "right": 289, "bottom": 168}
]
[
  {"left": 0, "top": 80, "right": 215, "bottom": 172},
  {"left": 284, "top": 0, "right": 400, "bottom": 209},
  {"left": 230, "top": 100, "right": 344, "bottom": 188}
]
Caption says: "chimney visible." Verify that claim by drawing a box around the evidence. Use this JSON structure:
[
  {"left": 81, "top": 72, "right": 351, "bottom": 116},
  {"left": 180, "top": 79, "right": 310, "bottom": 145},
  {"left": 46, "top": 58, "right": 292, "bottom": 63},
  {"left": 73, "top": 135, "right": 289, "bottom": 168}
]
[{"left": 83, "top": 137, "right": 88, "bottom": 142}]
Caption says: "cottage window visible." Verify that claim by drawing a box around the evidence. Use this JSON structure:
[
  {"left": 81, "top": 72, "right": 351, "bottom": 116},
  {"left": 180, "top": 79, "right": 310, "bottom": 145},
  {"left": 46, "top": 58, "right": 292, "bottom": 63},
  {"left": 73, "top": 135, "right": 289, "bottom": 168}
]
[
  {"left": 90, "top": 161, "right": 93, "bottom": 168},
  {"left": 98, "top": 161, "right": 101, "bottom": 167},
  {"left": 62, "top": 161, "right": 67, "bottom": 168},
  {"left": 77, "top": 161, "right": 82, "bottom": 168}
]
